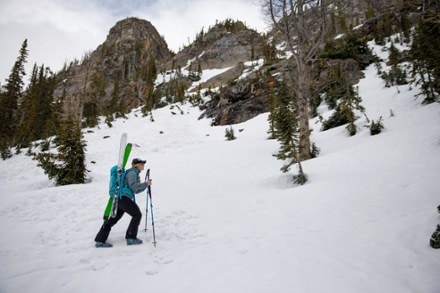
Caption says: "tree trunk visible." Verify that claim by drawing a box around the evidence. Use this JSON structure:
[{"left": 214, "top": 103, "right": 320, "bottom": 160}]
[{"left": 297, "top": 70, "right": 312, "bottom": 160}]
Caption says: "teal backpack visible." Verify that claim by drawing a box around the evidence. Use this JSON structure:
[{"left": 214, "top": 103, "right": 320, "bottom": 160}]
[
  {"left": 109, "top": 165, "right": 127, "bottom": 198},
  {"left": 109, "top": 166, "right": 136, "bottom": 198}
]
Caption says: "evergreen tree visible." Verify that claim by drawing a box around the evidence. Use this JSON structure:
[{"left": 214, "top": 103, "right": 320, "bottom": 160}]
[
  {"left": 36, "top": 66, "right": 56, "bottom": 139},
  {"left": 335, "top": 0, "right": 347, "bottom": 33},
  {"left": 322, "top": 83, "right": 364, "bottom": 136},
  {"left": 85, "top": 70, "right": 106, "bottom": 128},
  {"left": 271, "top": 80, "right": 307, "bottom": 185},
  {"left": 55, "top": 113, "right": 88, "bottom": 185},
  {"left": 188, "top": 60, "right": 202, "bottom": 82},
  {"left": 177, "top": 82, "right": 186, "bottom": 103},
  {"left": 382, "top": 43, "right": 407, "bottom": 87},
  {"left": 36, "top": 97, "right": 88, "bottom": 185},
  {"left": 140, "top": 57, "right": 158, "bottom": 116},
  {"left": 339, "top": 85, "right": 364, "bottom": 136},
  {"left": 15, "top": 64, "right": 39, "bottom": 148},
  {"left": 370, "top": 117, "right": 384, "bottom": 135},
  {"left": 0, "top": 39, "right": 28, "bottom": 156},
  {"left": 267, "top": 87, "right": 277, "bottom": 139},
  {"left": 83, "top": 101, "right": 99, "bottom": 127},
  {"left": 365, "top": 3, "right": 375, "bottom": 20},
  {"left": 410, "top": 20, "right": 440, "bottom": 103},
  {"left": 107, "top": 72, "right": 127, "bottom": 119},
  {"left": 262, "top": 35, "right": 277, "bottom": 64},
  {"left": 324, "top": 66, "right": 348, "bottom": 109},
  {"left": 399, "top": 10, "right": 411, "bottom": 44},
  {"left": 319, "top": 31, "right": 375, "bottom": 70},
  {"left": 16, "top": 64, "right": 56, "bottom": 149},
  {"left": 197, "top": 62, "right": 203, "bottom": 76},
  {"left": 106, "top": 77, "right": 120, "bottom": 123}
]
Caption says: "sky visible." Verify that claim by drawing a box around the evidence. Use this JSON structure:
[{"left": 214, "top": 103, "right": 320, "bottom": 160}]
[{"left": 0, "top": 0, "right": 269, "bottom": 87}]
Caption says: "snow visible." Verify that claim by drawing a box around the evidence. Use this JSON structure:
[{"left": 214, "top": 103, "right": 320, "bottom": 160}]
[
  {"left": 1, "top": 41, "right": 440, "bottom": 293},
  {"left": 187, "top": 66, "right": 233, "bottom": 91}
]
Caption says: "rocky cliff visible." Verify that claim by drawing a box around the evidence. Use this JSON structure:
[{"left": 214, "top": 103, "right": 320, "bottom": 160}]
[
  {"left": 53, "top": 1, "right": 409, "bottom": 126},
  {"left": 169, "top": 20, "right": 264, "bottom": 71},
  {"left": 56, "top": 17, "right": 173, "bottom": 116}
]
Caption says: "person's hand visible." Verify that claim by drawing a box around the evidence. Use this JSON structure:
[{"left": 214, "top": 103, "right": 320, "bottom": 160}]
[{"left": 146, "top": 179, "right": 152, "bottom": 186}]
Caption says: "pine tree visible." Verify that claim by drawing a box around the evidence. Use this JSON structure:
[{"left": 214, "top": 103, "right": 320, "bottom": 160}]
[
  {"left": 325, "top": 66, "right": 347, "bottom": 109},
  {"left": 36, "top": 66, "right": 56, "bottom": 139},
  {"left": 16, "top": 64, "right": 56, "bottom": 149},
  {"left": 0, "top": 39, "right": 28, "bottom": 157},
  {"left": 382, "top": 43, "right": 407, "bottom": 87},
  {"left": 15, "top": 64, "right": 39, "bottom": 148},
  {"left": 267, "top": 87, "right": 277, "bottom": 139},
  {"left": 365, "top": 3, "right": 375, "bottom": 20},
  {"left": 339, "top": 85, "right": 364, "bottom": 136},
  {"left": 370, "top": 117, "right": 384, "bottom": 135},
  {"left": 83, "top": 101, "right": 99, "bottom": 127},
  {"left": 335, "top": 0, "right": 347, "bottom": 33},
  {"left": 36, "top": 97, "right": 88, "bottom": 185},
  {"left": 225, "top": 127, "right": 236, "bottom": 141},
  {"left": 262, "top": 35, "right": 277, "bottom": 64},
  {"left": 410, "top": 20, "right": 440, "bottom": 103},
  {"left": 85, "top": 70, "right": 106, "bottom": 128},
  {"left": 56, "top": 113, "right": 88, "bottom": 185},
  {"left": 107, "top": 72, "right": 127, "bottom": 119},
  {"left": 271, "top": 80, "right": 307, "bottom": 185}
]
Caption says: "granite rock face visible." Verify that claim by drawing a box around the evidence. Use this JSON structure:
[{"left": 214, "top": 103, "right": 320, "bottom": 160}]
[{"left": 54, "top": 1, "right": 408, "bottom": 125}]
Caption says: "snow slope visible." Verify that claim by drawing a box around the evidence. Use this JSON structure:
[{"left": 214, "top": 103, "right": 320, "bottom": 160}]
[{"left": 0, "top": 40, "right": 440, "bottom": 293}]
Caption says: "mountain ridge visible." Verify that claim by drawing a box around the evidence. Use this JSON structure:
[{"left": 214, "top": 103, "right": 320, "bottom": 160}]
[{"left": 52, "top": 1, "right": 423, "bottom": 127}]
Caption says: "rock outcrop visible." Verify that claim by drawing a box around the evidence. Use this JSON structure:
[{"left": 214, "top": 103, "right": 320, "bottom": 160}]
[
  {"left": 56, "top": 17, "right": 173, "bottom": 113},
  {"left": 53, "top": 2, "right": 408, "bottom": 126}
]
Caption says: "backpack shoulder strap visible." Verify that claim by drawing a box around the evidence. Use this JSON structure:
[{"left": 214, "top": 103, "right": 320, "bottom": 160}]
[{"left": 120, "top": 168, "right": 136, "bottom": 187}]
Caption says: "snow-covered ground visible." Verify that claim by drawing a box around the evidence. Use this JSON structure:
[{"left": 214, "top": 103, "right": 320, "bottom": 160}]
[{"left": 0, "top": 40, "right": 439, "bottom": 293}]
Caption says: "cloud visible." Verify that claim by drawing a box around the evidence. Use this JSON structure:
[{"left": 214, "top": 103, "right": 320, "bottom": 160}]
[
  {"left": 0, "top": 0, "right": 113, "bottom": 84},
  {"left": 139, "top": 0, "right": 269, "bottom": 51},
  {"left": 0, "top": 0, "right": 111, "bottom": 35},
  {"left": 0, "top": 0, "right": 268, "bottom": 86}
]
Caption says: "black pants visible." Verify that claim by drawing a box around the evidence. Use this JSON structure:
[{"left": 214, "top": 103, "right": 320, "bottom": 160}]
[{"left": 95, "top": 196, "right": 142, "bottom": 242}]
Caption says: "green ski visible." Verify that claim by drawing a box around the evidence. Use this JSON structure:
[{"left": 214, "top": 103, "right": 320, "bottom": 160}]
[
  {"left": 103, "top": 134, "right": 132, "bottom": 220},
  {"left": 122, "top": 143, "right": 132, "bottom": 167}
]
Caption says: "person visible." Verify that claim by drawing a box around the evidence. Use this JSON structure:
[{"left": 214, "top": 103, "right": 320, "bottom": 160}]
[{"left": 94, "top": 158, "right": 152, "bottom": 247}]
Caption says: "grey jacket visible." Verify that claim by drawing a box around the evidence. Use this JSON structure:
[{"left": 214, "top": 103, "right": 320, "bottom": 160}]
[{"left": 121, "top": 168, "right": 148, "bottom": 201}]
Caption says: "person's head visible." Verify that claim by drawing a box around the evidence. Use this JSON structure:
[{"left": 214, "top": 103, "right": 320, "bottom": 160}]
[{"left": 132, "top": 158, "right": 146, "bottom": 170}]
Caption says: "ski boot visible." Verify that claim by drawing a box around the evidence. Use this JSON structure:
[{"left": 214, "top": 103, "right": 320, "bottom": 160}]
[
  {"left": 127, "top": 238, "right": 143, "bottom": 245},
  {"left": 95, "top": 241, "right": 113, "bottom": 248}
]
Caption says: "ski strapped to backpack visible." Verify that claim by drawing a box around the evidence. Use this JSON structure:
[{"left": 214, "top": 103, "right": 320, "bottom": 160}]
[
  {"left": 111, "top": 142, "right": 133, "bottom": 217},
  {"left": 103, "top": 133, "right": 132, "bottom": 220}
]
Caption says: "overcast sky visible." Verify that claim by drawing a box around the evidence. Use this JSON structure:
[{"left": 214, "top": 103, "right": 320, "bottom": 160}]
[{"left": 0, "top": 0, "right": 269, "bottom": 87}]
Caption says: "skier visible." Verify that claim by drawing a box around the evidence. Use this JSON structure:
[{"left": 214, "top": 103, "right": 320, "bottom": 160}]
[{"left": 95, "top": 158, "right": 152, "bottom": 247}]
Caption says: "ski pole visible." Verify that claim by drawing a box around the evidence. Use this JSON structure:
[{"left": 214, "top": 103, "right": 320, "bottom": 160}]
[
  {"left": 146, "top": 169, "right": 157, "bottom": 247},
  {"left": 144, "top": 170, "right": 149, "bottom": 232},
  {"left": 149, "top": 187, "right": 157, "bottom": 247}
]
